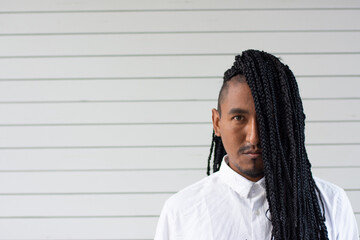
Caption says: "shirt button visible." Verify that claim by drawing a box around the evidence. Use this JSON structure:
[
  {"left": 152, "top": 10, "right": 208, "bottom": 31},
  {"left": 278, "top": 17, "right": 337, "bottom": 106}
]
[{"left": 255, "top": 210, "right": 260, "bottom": 216}]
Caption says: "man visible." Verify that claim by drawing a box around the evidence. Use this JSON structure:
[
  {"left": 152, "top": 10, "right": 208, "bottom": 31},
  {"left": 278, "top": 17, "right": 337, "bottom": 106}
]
[{"left": 154, "top": 50, "right": 359, "bottom": 240}]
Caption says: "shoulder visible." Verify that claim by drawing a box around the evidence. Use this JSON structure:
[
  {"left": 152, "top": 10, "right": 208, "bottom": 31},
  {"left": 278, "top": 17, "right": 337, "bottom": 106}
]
[
  {"left": 314, "top": 177, "right": 354, "bottom": 225},
  {"left": 313, "top": 176, "right": 347, "bottom": 207},
  {"left": 313, "top": 178, "right": 359, "bottom": 238},
  {"left": 163, "top": 172, "right": 223, "bottom": 214},
  {"left": 155, "top": 172, "right": 226, "bottom": 239},
  {"left": 314, "top": 176, "right": 345, "bottom": 197}
]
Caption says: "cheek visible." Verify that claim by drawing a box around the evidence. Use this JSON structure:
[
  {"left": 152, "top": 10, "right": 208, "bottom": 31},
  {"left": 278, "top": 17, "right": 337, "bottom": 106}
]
[{"left": 221, "top": 125, "right": 246, "bottom": 145}]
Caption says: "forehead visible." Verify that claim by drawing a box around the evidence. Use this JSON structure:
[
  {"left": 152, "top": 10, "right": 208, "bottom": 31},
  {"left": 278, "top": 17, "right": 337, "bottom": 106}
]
[{"left": 220, "top": 79, "right": 255, "bottom": 111}]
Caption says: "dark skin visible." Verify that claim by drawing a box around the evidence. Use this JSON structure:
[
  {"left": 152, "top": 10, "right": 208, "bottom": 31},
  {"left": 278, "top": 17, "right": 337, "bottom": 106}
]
[{"left": 212, "top": 75, "right": 264, "bottom": 182}]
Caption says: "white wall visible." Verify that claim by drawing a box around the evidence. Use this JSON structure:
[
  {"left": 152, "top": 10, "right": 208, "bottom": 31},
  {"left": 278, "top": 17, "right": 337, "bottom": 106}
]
[{"left": 0, "top": 0, "right": 359, "bottom": 239}]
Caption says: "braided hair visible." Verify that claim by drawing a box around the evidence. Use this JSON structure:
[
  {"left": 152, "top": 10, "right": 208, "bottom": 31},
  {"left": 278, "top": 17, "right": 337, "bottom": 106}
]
[{"left": 207, "top": 50, "right": 328, "bottom": 240}]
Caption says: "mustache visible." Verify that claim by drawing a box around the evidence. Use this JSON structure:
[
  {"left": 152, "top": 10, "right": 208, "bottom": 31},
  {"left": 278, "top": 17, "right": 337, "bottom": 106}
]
[{"left": 238, "top": 144, "right": 262, "bottom": 154}]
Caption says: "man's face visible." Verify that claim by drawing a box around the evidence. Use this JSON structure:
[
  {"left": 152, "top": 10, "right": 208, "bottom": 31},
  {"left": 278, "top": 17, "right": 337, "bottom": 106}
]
[{"left": 212, "top": 76, "right": 264, "bottom": 182}]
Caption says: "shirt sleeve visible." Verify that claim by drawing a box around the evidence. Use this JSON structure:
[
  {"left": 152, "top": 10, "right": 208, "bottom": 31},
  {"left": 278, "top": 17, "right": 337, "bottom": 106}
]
[
  {"left": 154, "top": 200, "right": 175, "bottom": 240},
  {"left": 335, "top": 188, "right": 359, "bottom": 240}
]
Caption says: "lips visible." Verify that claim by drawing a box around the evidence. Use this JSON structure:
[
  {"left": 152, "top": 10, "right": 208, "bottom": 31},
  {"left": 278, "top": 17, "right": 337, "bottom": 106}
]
[
  {"left": 244, "top": 150, "right": 262, "bottom": 154},
  {"left": 244, "top": 150, "right": 262, "bottom": 158},
  {"left": 238, "top": 145, "right": 262, "bottom": 157}
]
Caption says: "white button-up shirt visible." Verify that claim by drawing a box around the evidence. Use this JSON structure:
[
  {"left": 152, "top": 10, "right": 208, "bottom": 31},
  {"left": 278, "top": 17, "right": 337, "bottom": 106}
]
[{"left": 155, "top": 158, "right": 359, "bottom": 240}]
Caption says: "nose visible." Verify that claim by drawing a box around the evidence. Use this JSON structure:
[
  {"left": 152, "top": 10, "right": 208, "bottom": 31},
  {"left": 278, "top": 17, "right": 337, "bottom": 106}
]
[{"left": 246, "top": 118, "right": 260, "bottom": 146}]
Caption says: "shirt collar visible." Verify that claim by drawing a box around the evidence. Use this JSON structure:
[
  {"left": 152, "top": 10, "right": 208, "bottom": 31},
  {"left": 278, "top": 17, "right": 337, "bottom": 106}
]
[{"left": 218, "top": 155, "right": 266, "bottom": 198}]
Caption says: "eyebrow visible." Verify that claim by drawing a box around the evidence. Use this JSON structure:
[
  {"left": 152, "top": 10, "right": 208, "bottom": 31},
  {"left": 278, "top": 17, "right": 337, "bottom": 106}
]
[{"left": 228, "top": 108, "right": 249, "bottom": 115}]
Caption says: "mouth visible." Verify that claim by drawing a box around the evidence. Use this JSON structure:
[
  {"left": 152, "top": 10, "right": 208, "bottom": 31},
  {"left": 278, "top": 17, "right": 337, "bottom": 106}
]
[{"left": 243, "top": 150, "right": 262, "bottom": 158}]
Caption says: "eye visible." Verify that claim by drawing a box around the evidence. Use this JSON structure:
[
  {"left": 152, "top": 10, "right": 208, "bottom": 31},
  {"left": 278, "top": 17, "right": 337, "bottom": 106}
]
[{"left": 233, "top": 115, "right": 245, "bottom": 121}]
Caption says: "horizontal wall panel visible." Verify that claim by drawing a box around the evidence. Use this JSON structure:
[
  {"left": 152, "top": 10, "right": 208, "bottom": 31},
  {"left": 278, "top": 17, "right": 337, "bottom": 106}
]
[
  {"left": 282, "top": 55, "right": 360, "bottom": 77},
  {"left": 0, "top": 78, "right": 220, "bottom": 102},
  {"left": 1, "top": 145, "right": 360, "bottom": 171},
  {"left": 303, "top": 100, "right": 360, "bottom": 121},
  {"left": 1, "top": 123, "right": 359, "bottom": 148},
  {"left": 0, "top": 147, "right": 209, "bottom": 170},
  {"left": 0, "top": 55, "right": 359, "bottom": 79},
  {"left": 0, "top": 170, "right": 205, "bottom": 193},
  {"left": 1, "top": 101, "right": 215, "bottom": 124},
  {"left": 1, "top": 10, "right": 360, "bottom": 34},
  {"left": 0, "top": 56, "right": 232, "bottom": 79},
  {"left": 298, "top": 77, "right": 360, "bottom": 99},
  {"left": 0, "top": 124, "right": 211, "bottom": 148},
  {"left": 304, "top": 122, "right": 360, "bottom": 144},
  {"left": 313, "top": 168, "right": 360, "bottom": 190},
  {"left": 1, "top": 0, "right": 360, "bottom": 11},
  {"left": 0, "top": 194, "right": 170, "bottom": 216},
  {"left": 1, "top": 191, "right": 358, "bottom": 217},
  {"left": 1, "top": 100, "right": 358, "bottom": 125},
  {"left": 1, "top": 32, "right": 360, "bottom": 56},
  {"left": 308, "top": 145, "right": 360, "bottom": 167},
  {"left": 0, "top": 217, "right": 157, "bottom": 239},
  {"left": 0, "top": 77, "right": 359, "bottom": 102},
  {"left": 347, "top": 191, "right": 360, "bottom": 212},
  {"left": 0, "top": 168, "right": 358, "bottom": 193}
]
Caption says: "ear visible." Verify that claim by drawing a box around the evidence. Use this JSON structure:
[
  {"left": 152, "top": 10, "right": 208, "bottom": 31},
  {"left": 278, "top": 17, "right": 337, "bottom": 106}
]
[{"left": 212, "top": 108, "right": 221, "bottom": 137}]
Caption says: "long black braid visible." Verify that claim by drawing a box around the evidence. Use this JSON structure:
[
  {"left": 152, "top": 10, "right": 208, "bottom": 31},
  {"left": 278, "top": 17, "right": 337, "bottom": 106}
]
[{"left": 207, "top": 50, "right": 328, "bottom": 240}]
